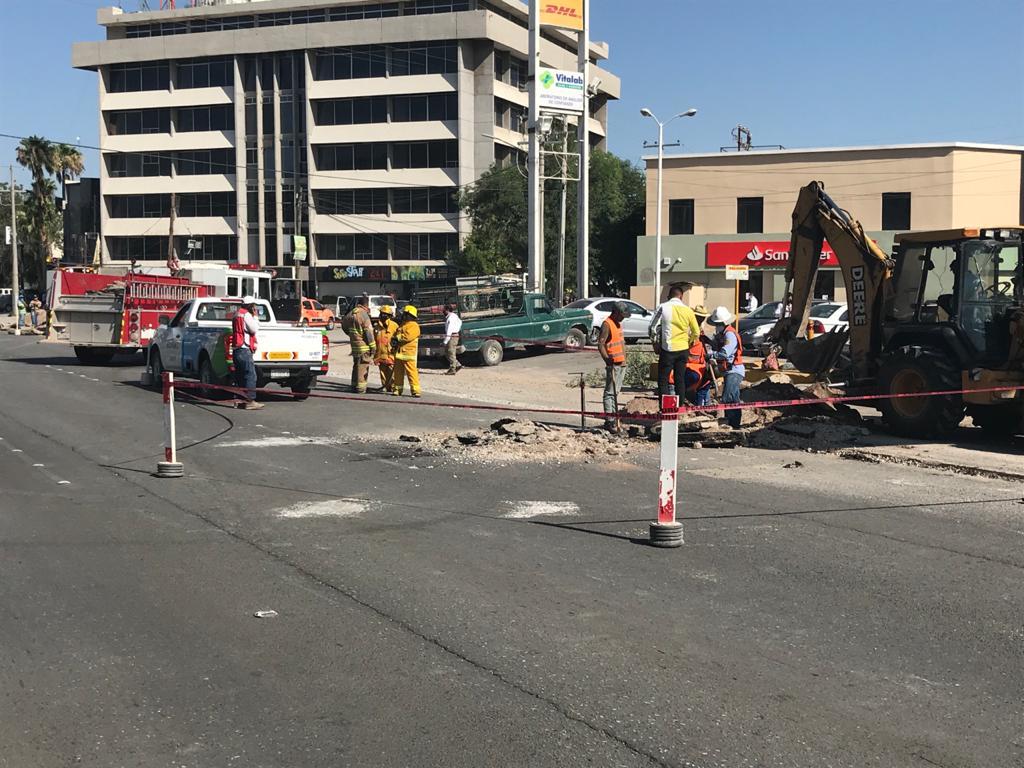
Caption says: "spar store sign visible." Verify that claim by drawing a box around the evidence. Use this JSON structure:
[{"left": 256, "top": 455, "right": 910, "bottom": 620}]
[{"left": 706, "top": 240, "right": 839, "bottom": 268}]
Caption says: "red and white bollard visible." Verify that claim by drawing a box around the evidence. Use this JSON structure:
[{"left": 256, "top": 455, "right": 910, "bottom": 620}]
[
  {"left": 156, "top": 371, "right": 184, "bottom": 478},
  {"left": 650, "top": 394, "right": 683, "bottom": 547}
]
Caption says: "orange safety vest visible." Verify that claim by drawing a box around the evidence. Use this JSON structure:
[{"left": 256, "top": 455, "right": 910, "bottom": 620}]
[
  {"left": 602, "top": 318, "right": 625, "bottom": 364},
  {"left": 723, "top": 325, "right": 743, "bottom": 370},
  {"left": 686, "top": 339, "right": 707, "bottom": 374}
]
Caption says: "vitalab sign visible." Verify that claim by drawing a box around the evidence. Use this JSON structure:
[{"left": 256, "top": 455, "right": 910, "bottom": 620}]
[
  {"left": 706, "top": 240, "right": 840, "bottom": 268},
  {"left": 537, "top": 69, "right": 585, "bottom": 114}
]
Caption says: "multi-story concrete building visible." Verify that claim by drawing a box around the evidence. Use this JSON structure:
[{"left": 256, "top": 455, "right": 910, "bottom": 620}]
[
  {"left": 72, "top": 0, "right": 619, "bottom": 298},
  {"left": 632, "top": 142, "right": 1024, "bottom": 313}
]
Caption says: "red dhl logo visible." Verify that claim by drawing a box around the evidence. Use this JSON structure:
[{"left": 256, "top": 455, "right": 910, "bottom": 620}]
[{"left": 543, "top": 4, "right": 581, "bottom": 19}]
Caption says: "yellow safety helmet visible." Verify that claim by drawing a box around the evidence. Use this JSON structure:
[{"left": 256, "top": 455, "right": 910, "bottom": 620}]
[
  {"left": 378, "top": 304, "right": 393, "bottom": 316},
  {"left": 402, "top": 305, "right": 418, "bottom": 318}
]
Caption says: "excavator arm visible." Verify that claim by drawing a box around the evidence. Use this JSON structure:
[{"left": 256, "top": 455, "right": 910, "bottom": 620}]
[{"left": 773, "top": 181, "right": 894, "bottom": 380}]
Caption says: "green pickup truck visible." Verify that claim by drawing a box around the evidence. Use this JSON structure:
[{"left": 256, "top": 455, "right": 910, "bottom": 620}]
[{"left": 419, "top": 291, "right": 592, "bottom": 366}]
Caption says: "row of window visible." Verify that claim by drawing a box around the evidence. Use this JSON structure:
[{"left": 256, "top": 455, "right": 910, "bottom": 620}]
[
  {"left": 108, "top": 57, "right": 233, "bottom": 93},
  {"left": 316, "top": 140, "right": 458, "bottom": 171},
  {"left": 314, "top": 92, "right": 458, "bottom": 126},
  {"left": 667, "top": 193, "right": 913, "bottom": 235},
  {"left": 106, "top": 105, "right": 235, "bottom": 135},
  {"left": 122, "top": 1, "right": 473, "bottom": 39},
  {"left": 316, "top": 232, "right": 457, "bottom": 261},
  {"left": 107, "top": 192, "right": 237, "bottom": 219},
  {"left": 494, "top": 98, "right": 527, "bottom": 133},
  {"left": 313, "top": 41, "right": 457, "bottom": 81},
  {"left": 107, "top": 150, "right": 236, "bottom": 178},
  {"left": 108, "top": 235, "right": 238, "bottom": 262},
  {"left": 313, "top": 186, "right": 457, "bottom": 215},
  {"left": 493, "top": 51, "right": 527, "bottom": 89}
]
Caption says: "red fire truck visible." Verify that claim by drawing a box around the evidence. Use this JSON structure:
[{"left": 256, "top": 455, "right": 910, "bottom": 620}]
[{"left": 48, "top": 270, "right": 216, "bottom": 363}]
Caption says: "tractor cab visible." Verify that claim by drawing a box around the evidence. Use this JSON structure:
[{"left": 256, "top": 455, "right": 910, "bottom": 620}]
[{"left": 885, "top": 228, "right": 1024, "bottom": 369}]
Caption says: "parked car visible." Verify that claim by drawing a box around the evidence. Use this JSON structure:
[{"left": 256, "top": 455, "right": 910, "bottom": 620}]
[
  {"left": 807, "top": 301, "right": 849, "bottom": 333},
  {"left": 333, "top": 294, "right": 397, "bottom": 320},
  {"left": 738, "top": 300, "right": 827, "bottom": 355},
  {"left": 564, "top": 297, "right": 655, "bottom": 342},
  {"left": 272, "top": 297, "right": 336, "bottom": 329}
]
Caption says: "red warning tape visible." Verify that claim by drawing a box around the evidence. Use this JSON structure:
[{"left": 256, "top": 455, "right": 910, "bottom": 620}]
[{"left": 169, "top": 378, "right": 1024, "bottom": 424}]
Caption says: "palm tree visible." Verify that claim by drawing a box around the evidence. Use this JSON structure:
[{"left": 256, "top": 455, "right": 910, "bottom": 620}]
[
  {"left": 15, "top": 136, "right": 55, "bottom": 185},
  {"left": 16, "top": 137, "right": 57, "bottom": 281},
  {"left": 53, "top": 143, "right": 85, "bottom": 209}
]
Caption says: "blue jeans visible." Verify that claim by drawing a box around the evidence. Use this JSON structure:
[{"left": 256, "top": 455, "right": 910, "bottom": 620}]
[
  {"left": 722, "top": 371, "right": 743, "bottom": 428},
  {"left": 233, "top": 347, "right": 257, "bottom": 401}
]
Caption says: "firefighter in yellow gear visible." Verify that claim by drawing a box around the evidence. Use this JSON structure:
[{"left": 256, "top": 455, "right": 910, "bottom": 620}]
[
  {"left": 372, "top": 304, "right": 398, "bottom": 392},
  {"left": 391, "top": 305, "right": 421, "bottom": 397},
  {"left": 341, "top": 295, "right": 376, "bottom": 394}
]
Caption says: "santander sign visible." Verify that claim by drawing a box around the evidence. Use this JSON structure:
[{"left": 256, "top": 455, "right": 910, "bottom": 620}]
[{"left": 706, "top": 240, "right": 839, "bottom": 268}]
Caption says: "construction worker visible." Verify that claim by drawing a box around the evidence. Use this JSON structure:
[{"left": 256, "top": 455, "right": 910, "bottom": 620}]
[
  {"left": 232, "top": 296, "right": 263, "bottom": 410},
  {"left": 372, "top": 304, "right": 398, "bottom": 393},
  {"left": 683, "top": 304, "right": 713, "bottom": 407},
  {"left": 707, "top": 306, "right": 745, "bottom": 429},
  {"left": 598, "top": 301, "right": 628, "bottom": 432},
  {"left": 342, "top": 295, "right": 376, "bottom": 394},
  {"left": 392, "top": 305, "right": 421, "bottom": 397},
  {"left": 649, "top": 284, "right": 701, "bottom": 399},
  {"left": 443, "top": 303, "right": 463, "bottom": 375}
]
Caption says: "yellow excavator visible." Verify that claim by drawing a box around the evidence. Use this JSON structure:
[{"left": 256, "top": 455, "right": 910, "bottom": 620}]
[{"left": 772, "top": 181, "right": 1024, "bottom": 437}]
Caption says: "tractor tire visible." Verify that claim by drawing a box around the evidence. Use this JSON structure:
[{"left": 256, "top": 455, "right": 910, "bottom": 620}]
[
  {"left": 878, "top": 346, "right": 964, "bottom": 438},
  {"left": 477, "top": 339, "right": 504, "bottom": 367},
  {"left": 968, "top": 405, "right": 1022, "bottom": 437}
]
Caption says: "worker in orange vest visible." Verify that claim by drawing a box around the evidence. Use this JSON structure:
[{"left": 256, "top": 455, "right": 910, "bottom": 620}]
[
  {"left": 682, "top": 304, "right": 713, "bottom": 406},
  {"left": 708, "top": 305, "right": 745, "bottom": 429},
  {"left": 372, "top": 304, "right": 398, "bottom": 393},
  {"left": 598, "top": 302, "right": 629, "bottom": 432}
]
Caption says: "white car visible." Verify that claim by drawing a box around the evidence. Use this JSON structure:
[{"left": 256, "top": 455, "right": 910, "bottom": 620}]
[
  {"left": 808, "top": 302, "right": 850, "bottom": 333},
  {"left": 565, "top": 298, "right": 655, "bottom": 342}
]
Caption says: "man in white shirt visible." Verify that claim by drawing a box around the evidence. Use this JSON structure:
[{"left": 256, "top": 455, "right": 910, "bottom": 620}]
[
  {"left": 443, "top": 303, "right": 463, "bottom": 375},
  {"left": 744, "top": 292, "right": 759, "bottom": 313}
]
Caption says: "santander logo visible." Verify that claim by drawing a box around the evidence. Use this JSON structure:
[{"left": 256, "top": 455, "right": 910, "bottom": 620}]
[{"left": 745, "top": 245, "right": 764, "bottom": 262}]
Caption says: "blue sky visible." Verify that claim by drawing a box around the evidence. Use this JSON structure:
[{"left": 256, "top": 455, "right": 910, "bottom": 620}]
[{"left": 1, "top": 0, "right": 1022, "bottom": 185}]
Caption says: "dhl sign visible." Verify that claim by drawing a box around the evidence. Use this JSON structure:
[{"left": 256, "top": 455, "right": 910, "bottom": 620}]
[{"left": 540, "top": 1, "right": 584, "bottom": 31}]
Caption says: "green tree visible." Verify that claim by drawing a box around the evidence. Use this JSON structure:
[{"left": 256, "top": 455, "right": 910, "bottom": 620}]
[
  {"left": 53, "top": 143, "right": 86, "bottom": 208},
  {"left": 457, "top": 149, "right": 646, "bottom": 298}
]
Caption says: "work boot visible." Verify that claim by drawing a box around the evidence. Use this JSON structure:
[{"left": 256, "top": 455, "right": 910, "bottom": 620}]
[
  {"left": 240, "top": 400, "right": 264, "bottom": 411},
  {"left": 444, "top": 369, "right": 457, "bottom": 375},
  {"left": 411, "top": 393, "right": 422, "bottom": 398}
]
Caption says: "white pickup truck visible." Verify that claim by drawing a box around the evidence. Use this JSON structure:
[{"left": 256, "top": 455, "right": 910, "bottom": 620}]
[{"left": 148, "top": 298, "right": 328, "bottom": 398}]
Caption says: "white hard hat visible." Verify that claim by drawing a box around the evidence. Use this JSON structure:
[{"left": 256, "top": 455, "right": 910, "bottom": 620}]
[
  {"left": 241, "top": 295, "right": 256, "bottom": 305},
  {"left": 708, "top": 305, "right": 734, "bottom": 324}
]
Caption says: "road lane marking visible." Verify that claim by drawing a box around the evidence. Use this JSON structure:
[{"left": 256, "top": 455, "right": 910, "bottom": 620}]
[
  {"left": 275, "top": 499, "right": 366, "bottom": 519},
  {"left": 502, "top": 501, "right": 580, "bottom": 519},
  {"left": 0, "top": 438, "right": 71, "bottom": 486}
]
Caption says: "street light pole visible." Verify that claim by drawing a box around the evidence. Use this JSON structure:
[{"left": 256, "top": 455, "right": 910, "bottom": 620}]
[
  {"left": 641, "top": 108, "right": 697, "bottom": 309},
  {"left": 9, "top": 166, "right": 20, "bottom": 336}
]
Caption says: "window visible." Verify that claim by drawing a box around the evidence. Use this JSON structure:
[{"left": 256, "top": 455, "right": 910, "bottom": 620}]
[
  {"left": 391, "top": 41, "right": 457, "bottom": 76},
  {"left": 108, "top": 194, "right": 170, "bottom": 218},
  {"left": 882, "top": 192, "right": 911, "bottom": 231},
  {"left": 316, "top": 144, "right": 388, "bottom": 171},
  {"left": 737, "top": 197, "right": 763, "bottom": 234},
  {"left": 107, "top": 153, "right": 172, "bottom": 178},
  {"left": 393, "top": 93, "right": 458, "bottom": 122},
  {"left": 392, "top": 140, "right": 458, "bottom": 169},
  {"left": 392, "top": 187, "right": 457, "bottom": 214},
  {"left": 106, "top": 109, "right": 170, "bottom": 135},
  {"left": 177, "top": 57, "right": 234, "bottom": 89},
  {"left": 315, "top": 97, "right": 387, "bottom": 126},
  {"left": 176, "top": 149, "right": 235, "bottom": 176},
  {"left": 314, "top": 45, "right": 386, "bottom": 80},
  {"left": 392, "top": 233, "right": 458, "bottom": 261},
  {"left": 177, "top": 192, "right": 237, "bottom": 218},
  {"left": 314, "top": 189, "right": 388, "bottom": 215},
  {"left": 668, "top": 199, "right": 694, "bottom": 235},
  {"left": 176, "top": 104, "right": 234, "bottom": 132},
  {"left": 316, "top": 234, "right": 388, "bottom": 261},
  {"left": 108, "top": 62, "right": 169, "bottom": 93}
]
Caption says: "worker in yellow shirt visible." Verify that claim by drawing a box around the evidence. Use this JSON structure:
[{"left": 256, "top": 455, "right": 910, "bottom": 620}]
[
  {"left": 648, "top": 284, "right": 701, "bottom": 398},
  {"left": 391, "top": 305, "right": 421, "bottom": 398},
  {"left": 372, "top": 305, "right": 398, "bottom": 393}
]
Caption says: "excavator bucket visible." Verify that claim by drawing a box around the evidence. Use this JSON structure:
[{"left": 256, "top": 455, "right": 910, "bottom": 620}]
[{"left": 785, "top": 328, "right": 850, "bottom": 378}]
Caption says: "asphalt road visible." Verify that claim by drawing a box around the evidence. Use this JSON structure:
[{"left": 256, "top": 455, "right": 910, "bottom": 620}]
[{"left": 1, "top": 337, "right": 1022, "bottom": 768}]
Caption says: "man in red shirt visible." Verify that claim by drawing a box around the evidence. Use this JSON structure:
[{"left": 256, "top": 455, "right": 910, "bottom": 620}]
[{"left": 232, "top": 297, "right": 263, "bottom": 410}]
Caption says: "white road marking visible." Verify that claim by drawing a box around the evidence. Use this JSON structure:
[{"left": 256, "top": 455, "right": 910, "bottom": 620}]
[
  {"left": 275, "top": 499, "right": 366, "bottom": 519},
  {"left": 32, "top": 463, "right": 44, "bottom": 467},
  {"left": 11, "top": 449, "right": 23, "bottom": 453},
  {"left": 502, "top": 501, "right": 580, "bottom": 519},
  {"left": 217, "top": 436, "right": 318, "bottom": 448}
]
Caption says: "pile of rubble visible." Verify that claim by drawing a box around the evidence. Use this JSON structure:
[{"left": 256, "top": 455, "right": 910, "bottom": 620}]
[
  {"left": 416, "top": 417, "right": 643, "bottom": 465},
  {"left": 621, "top": 375, "right": 872, "bottom": 451}
]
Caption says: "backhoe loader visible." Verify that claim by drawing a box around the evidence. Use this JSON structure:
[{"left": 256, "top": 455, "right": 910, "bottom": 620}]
[{"left": 772, "top": 181, "right": 1024, "bottom": 437}]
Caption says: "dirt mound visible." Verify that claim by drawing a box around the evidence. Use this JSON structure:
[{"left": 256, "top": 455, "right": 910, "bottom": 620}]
[{"left": 418, "top": 418, "right": 645, "bottom": 465}]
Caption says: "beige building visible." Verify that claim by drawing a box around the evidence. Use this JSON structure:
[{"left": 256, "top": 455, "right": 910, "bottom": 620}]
[
  {"left": 633, "top": 142, "right": 1024, "bottom": 313},
  {"left": 72, "top": 0, "right": 619, "bottom": 298}
]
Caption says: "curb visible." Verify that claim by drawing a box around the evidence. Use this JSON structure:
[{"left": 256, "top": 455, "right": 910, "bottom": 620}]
[{"left": 839, "top": 448, "right": 1024, "bottom": 483}]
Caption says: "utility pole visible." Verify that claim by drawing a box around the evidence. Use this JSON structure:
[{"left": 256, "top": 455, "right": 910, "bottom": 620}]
[
  {"left": 167, "top": 191, "right": 177, "bottom": 273},
  {"left": 556, "top": 121, "right": 568, "bottom": 306},
  {"left": 526, "top": 0, "right": 543, "bottom": 293},
  {"left": 9, "top": 167, "right": 20, "bottom": 335},
  {"left": 575, "top": 0, "right": 590, "bottom": 301}
]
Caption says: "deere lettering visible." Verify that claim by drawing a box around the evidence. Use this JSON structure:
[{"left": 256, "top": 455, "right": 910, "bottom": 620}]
[{"left": 850, "top": 266, "right": 868, "bottom": 326}]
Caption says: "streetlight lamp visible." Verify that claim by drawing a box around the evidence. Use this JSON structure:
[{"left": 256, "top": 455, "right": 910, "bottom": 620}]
[{"left": 641, "top": 107, "right": 697, "bottom": 309}]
